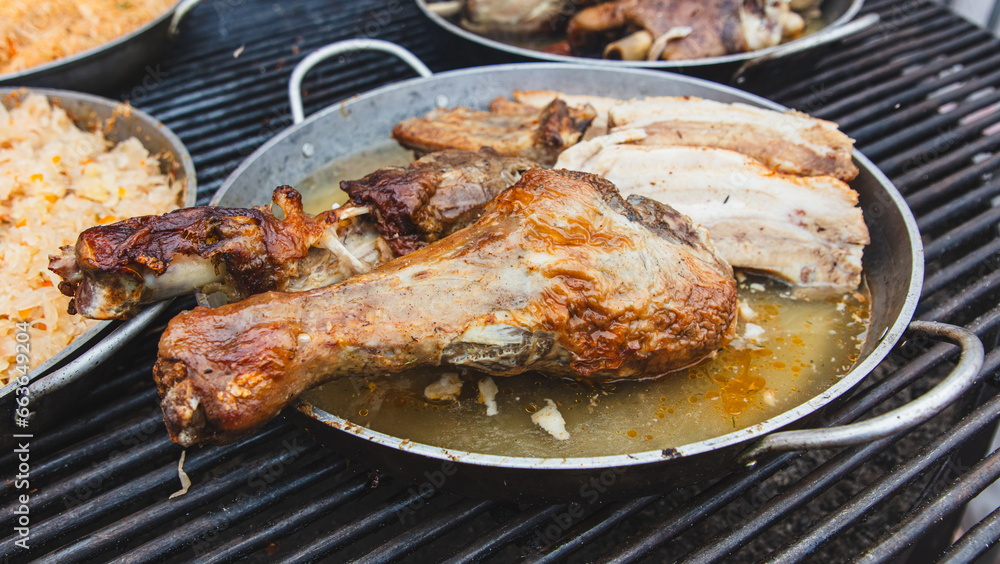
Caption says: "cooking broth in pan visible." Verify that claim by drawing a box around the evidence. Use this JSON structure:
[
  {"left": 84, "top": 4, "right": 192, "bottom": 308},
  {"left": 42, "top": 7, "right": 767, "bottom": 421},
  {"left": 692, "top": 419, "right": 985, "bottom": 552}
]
[
  {"left": 295, "top": 145, "right": 873, "bottom": 458},
  {"left": 303, "top": 275, "right": 870, "bottom": 458}
]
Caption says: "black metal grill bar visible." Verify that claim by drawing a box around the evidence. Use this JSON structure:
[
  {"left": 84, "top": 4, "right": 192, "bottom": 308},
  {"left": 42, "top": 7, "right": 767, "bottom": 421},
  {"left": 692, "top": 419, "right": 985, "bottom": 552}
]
[
  {"left": 815, "top": 35, "right": 995, "bottom": 129},
  {"left": 198, "top": 474, "right": 374, "bottom": 564},
  {"left": 833, "top": 55, "right": 1000, "bottom": 132},
  {"left": 274, "top": 484, "right": 440, "bottom": 563},
  {"left": 856, "top": 90, "right": 1000, "bottom": 161},
  {"left": 589, "top": 455, "right": 797, "bottom": 564},
  {"left": 917, "top": 177, "right": 1000, "bottom": 232},
  {"left": 674, "top": 439, "right": 891, "bottom": 564},
  {"left": 846, "top": 47, "right": 1000, "bottom": 143},
  {"left": 0, "top": 386, "right": 157, "bottom": 473},
  {"left": 922, "top": 239, "right": 1000, "bottom": 298},
  {"left": 0, "top": 423, "right": 291, "bottom": 557},
  {"left": 890, "top": 132, "right": 1000, "bottom": 192},
  {"left": 26, "top": 410, "right": 164, "bottom": 485},
  {"left": 772, "top": 9, "right": 958, "bottom": 103},
  {"left": 858, "top": 446, "right": 1000, "bottom": 563},
  {"left": 138, "top": 1, "right": 389, "bottom": 89},
  {"left": 905, "top": 154, "right": 1000, "bottom": 210},
  {"left": 5, "top": 432, "right": 176, "bottom": 521},
  {"left": 938, "top": 503, "right": 1000, "bottom": 562},
  {"left": 109, "top": 457, "right": 345, "bottom": 564},
  {"left": 762, "top": 389, "right": 1000, "bottom": 564},
  {"left": 348, "top": 500, "right": 497, "bottom": 564},
  {"left": 529, "top": 497, "right": 662, "bottom": 564},
  {"left": 34, "top": 444, "right": 325, "bottom": 563},
  {"left": 920, "top": 277, "right": 1000, "bottom": 325},
  {"left": 443, "top": 504, "right": 569, "bottom": 564},
  {"left": 795, "top": 28, "right": 985, "bottom": 122},
  {"left": 923, "top": 205, "right": 1000, "bottom": 261}
]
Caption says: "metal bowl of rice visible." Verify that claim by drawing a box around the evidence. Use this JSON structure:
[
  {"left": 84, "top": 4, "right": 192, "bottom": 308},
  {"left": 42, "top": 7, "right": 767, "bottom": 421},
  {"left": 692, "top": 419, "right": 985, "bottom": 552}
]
[{"left": 0, "top": 87, "right": 195, "bottom": 403}]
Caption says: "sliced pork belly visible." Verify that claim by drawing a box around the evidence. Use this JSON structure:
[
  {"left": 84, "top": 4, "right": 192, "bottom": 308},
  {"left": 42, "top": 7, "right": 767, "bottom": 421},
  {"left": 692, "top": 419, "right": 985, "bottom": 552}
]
[
  {"left": 607, "top": 97, "right": 859, "bottom": 181},
  {"left": 556, "top": 134, "right": 870, "bottom": 297}
]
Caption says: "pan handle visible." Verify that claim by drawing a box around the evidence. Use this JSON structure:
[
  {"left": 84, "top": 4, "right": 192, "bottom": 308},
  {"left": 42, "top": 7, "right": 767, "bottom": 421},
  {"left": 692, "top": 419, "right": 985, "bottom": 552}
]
[
  {"left": 731, "top": 12, "right": 880, "bottom": 85},
  {"left": 168, "top": 0, "right": 203, "bottom": 38},
  {"left": 288, "top": 39, "right": 434, "bottom": 125},
  {"left": 735, "top": 321, "right": 984, "bottom": 467}
]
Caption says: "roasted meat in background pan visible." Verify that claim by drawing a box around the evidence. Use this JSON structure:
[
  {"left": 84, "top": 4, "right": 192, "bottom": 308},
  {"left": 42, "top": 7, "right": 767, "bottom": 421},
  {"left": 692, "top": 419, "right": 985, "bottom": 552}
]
[
  {"left": 513, "top": 91, "right": 859, "bottom": 181},
  {"left": 392, "top": 98, "right": 595, "bottom": 166},
  {"left": 567, "top": 0, "right": 804, "bottom": 61},
  {"left": 459, "top": 0, "right": 594, "bottom": 36},
  {"left": 50, "top": 149, "right": 535, "bottom": 319},
  {"left": 153, "top": 169, "right": 738, "bottom": 446},
  {"left": 557, "top": 133, "right": 870, "bottom": 296}
]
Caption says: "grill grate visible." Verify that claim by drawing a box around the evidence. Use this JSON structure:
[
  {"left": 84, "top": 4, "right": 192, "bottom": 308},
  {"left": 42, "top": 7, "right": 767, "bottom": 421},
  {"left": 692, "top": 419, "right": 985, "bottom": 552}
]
[{"left": 4, "top": 0, "right": 1000, "bottom": 562}]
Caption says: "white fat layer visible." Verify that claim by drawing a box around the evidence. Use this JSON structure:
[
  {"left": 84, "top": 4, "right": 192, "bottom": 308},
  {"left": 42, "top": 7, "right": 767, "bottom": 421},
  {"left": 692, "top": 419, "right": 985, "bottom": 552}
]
[
  {"left": 557, "top": 143, "right": 868, "bottom": 296},
  {"left": 457, "top": 323, "right": 524, "bottom": 346},
  {"left": 744, "top": 323, "right": 766, "bottom": 342},
  {"left": 478, "top": 377, "right": 499, "bottom": 416},
  {"left": 424, "top": 372, "right": 463, "bottom": 402},
  {"left": 606, "top": 97, "right": 844, "bottom": 157},
  {"left": 144, "top": 255, "right": 223, "bottom": 299},
  {"left": 532, "top": 399, "right": 570, "bottom": 440}
]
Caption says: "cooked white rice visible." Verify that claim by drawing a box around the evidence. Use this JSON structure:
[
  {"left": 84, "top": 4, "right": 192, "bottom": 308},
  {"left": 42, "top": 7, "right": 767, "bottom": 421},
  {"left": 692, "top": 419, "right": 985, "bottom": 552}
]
[{"left": 0, "top": 94, "right": 183, "bottom": 384}]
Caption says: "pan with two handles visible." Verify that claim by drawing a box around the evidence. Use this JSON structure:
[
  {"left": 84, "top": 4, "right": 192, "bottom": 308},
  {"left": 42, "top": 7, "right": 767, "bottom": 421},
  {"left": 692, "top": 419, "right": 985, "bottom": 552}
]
[{"left": 213, "top": 40, "right": 984, "bottom": 500}]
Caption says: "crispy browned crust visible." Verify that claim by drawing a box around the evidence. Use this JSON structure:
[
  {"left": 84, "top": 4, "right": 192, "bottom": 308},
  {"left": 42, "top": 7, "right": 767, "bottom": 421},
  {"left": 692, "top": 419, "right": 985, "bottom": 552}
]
[
  {"left": 391, "top": 99, "right": 595, "bottom": 166},
  {"left": 155, "top": 169, "right": 737, "bottom": 446},
  {"left": 341, "top": 148, "right": 538, "bottom": 255},
  {"left": 49, "top": 187, "right": 331, "bottom": 318}
]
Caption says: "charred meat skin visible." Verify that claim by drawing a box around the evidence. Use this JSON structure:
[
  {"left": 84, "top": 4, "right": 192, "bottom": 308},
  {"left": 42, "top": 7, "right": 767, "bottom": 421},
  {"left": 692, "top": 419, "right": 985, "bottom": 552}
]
[
  {"left": 391, "top": 98, "right": 595, "bottom": 166},
  {"left": 342, "top": 148, "right": 537, "bottom": 255},
  {"left": 50, "top": 149, "right": 533, "bottom": 320},
  {"left": 154, "top": 169, "right": 738, "bottom": 446},
  {"left": 48, "top": 186, "right": 372, "bottom": 320}
]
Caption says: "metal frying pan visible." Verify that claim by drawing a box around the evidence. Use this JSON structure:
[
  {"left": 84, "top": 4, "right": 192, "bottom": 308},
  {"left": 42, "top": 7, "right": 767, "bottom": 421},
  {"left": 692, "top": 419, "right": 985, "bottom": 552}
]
[
  {"left": 0, "top": 0, "right": 201, "bottom": 95},
  {"left": 214, "top": 40, "right": 984, "bottom": 500},
  {"left": 0, "top": 87, "right": 196, "bottom": 434},
  {"left": 414, "top": 0, "right": 879, "bottom": 84}
]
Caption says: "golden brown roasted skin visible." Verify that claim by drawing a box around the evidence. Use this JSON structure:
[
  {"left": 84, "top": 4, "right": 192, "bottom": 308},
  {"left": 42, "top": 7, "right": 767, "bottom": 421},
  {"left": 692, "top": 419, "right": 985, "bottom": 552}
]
[
  {"left": 154, "top": 169, "right": 738, "bottom": 446},
  {"left": 391, "top": 98, "right": 595, "bottom": 166}
]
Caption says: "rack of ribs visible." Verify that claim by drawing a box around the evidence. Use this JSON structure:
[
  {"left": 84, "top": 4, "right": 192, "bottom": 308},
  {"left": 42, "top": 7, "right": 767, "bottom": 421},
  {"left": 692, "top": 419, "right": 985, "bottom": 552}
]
[{"left": 154, "top": 169, "right": 738, "bottom": 446}]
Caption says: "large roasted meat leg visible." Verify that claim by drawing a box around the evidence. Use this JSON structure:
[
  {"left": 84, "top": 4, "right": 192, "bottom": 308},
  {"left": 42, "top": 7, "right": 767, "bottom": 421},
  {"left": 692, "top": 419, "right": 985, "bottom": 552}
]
[{"left": 154, "top": 169, "right": 738, "bottom": 446}]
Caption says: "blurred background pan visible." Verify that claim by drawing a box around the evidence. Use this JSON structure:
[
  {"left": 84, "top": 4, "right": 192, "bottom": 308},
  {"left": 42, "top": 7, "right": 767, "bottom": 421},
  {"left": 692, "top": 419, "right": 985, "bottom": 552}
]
[
  {"left": 415, "top": 0, "right": 877, "bottom": 84},
  {"left": 0, "top": 0, "right": 201, "bottom": 95}
]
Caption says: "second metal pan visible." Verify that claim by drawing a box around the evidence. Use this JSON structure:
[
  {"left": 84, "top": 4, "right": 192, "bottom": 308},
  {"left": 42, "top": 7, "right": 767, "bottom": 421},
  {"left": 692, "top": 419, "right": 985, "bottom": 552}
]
[
  {"left": 0, "top": 0, "right": 201, "bottom": 95},
  {"left": 416, "top": 0, "right": 877, "bottom": 84},
  {"left": 213, "top": 40, "right": 983, "bottom": 500},
  {"left": 0, "top": 87, "right": 196, "bottom": 435}
]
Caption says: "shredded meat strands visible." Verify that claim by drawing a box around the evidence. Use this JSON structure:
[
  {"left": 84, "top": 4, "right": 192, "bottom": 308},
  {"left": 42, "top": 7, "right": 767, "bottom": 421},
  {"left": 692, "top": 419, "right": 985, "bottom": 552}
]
[{"left": 0, "top": 0, "right": 175, "bottom": 74}]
